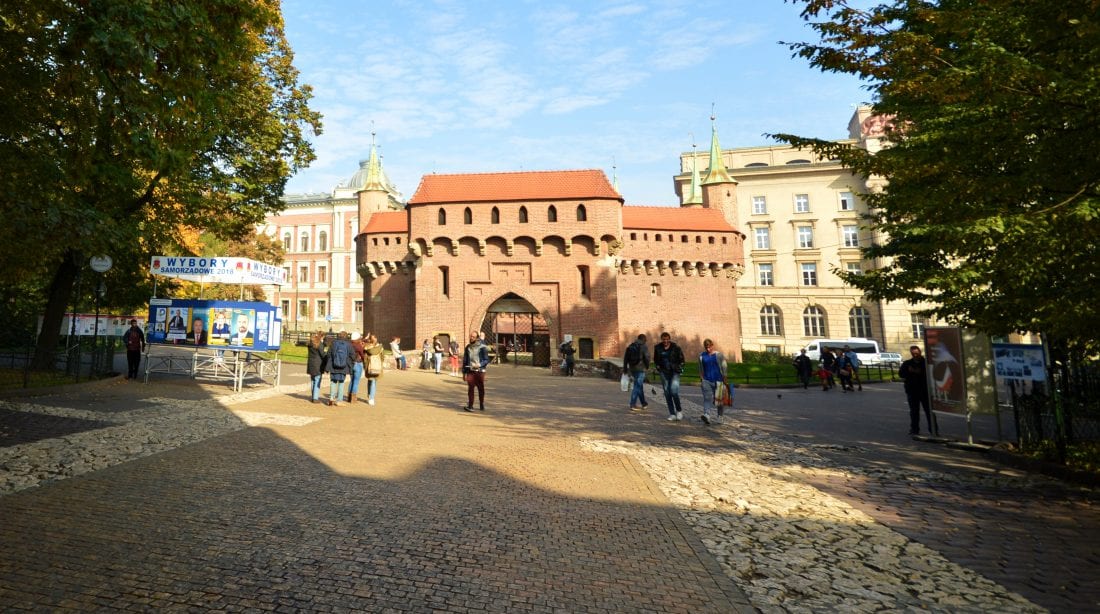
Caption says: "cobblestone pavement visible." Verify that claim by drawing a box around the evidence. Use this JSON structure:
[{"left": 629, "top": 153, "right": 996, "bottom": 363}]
[{"left": 0, "top": 367, "right": 1097, "bottom": 612}]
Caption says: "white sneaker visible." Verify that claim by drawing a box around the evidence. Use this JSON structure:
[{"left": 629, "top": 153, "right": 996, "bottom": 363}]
[
  {"left": 368, "top": 399, "right": 375, "bottom": 406},
  {"left": 675, "top": 412, "right": 684, "bottom": 421},
  {"left": 701, "top": 414, "right": 711, "bottom": 425},
  {"left": 667, "top": 414, "right": 678, "bottom": 421}
]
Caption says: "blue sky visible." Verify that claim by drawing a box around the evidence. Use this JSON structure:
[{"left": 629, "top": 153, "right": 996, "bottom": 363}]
[{"left": 281, "top": 0, "right": 871, "bottom": 205}]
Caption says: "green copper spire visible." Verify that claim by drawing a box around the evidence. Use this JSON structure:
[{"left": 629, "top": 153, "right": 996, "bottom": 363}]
[
  {"left": 702, "top": 117, "right": 733, "bottom": 185},
  {"left": 684, "top": 138, "right": 703, "bottom": 205}
]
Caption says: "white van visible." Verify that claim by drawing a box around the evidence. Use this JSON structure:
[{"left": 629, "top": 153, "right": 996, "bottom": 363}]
[{"left": 799, "top": 338, "right": 880, "bottom": 362}]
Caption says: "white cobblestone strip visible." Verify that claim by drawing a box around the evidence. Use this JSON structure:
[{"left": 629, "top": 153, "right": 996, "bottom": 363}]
[{"left": 585, "top": 392, "right": 1048, "bottom": 613}]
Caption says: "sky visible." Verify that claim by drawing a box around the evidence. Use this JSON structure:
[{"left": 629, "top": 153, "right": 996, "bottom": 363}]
[{"left": 280, "top": 0, "right": 872, "bottom": 206}]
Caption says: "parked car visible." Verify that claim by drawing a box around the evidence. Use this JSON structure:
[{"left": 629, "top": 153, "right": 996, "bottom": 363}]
[{"left": 866, "top": 351, "right": 903, "bottom": 366}]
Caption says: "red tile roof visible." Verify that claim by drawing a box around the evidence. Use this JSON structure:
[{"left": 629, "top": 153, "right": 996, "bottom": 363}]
[
  {"left": 622, "top": 206, "right": 736, "bottom": 232},
  {"left": 408, "top": 169, "right": 621, "bottom": 204},
  {"left": 362, "top": 211, "right": 408, "bottom": 233}
]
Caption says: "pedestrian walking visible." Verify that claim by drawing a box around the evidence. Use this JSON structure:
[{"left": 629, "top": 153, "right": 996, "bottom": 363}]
[
  {"left": 623, "top": 334, "right": 650, "bottom": 411},
  {"left": 122, "top": 319, "right": 146, "bottom": 380},
  {"left": 842, "top": 345, "right": 863, "bottom": 391},
  {"left": 792, "top": 349, "right": 813, "bottom": 389},
  {"left": 698, "top": 339, "right": 727, "bottom": 425},
  {"left": 560, "top": 336, "right": 576, "bottom": 376},
  {"left": 326, "top": 331, "right": 354, "bottom": 406},
  {"left": 461, "top": 332, "right": 490, "bottom": 412},
  {"left": 306, "top": 331, "right": 327, "bottom": 404},
  {"left": 347, "top": 331, "right": 365, "bottom": 403},
  {"left": 820, "top": 347, "right": 838, "bottom": 389},
  {"left": 899, "top": 345, "right": 934, "bottom": 435},
  {"left": 449, "top": 338, "right": 461, "bottom": 376},
  {"left": 363, "top": 333, "right": 385, "bottom": 406},
  {"left": 432, "top": 335, "right": 445, "bottom": 374},
  {"left": 653, "top": 332, "right": 685, "bottom": 421}
]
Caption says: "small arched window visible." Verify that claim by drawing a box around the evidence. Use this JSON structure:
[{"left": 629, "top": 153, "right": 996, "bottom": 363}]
[
  {"left": 300, "top": 232, "right": 309, "bottom": 252},
  {"left": 849, "top": 307, "right": 873, "bottom": 338},
  {"left": 438, "top": 208, "right": 446, "bottom": 225},
  {"left": 282, "top": 232, "right": 291, "bottom": 250},
  {"left": 463, "top": 207, "right": 472, "bottom": 224},
  {"left": 803, "top": 306, "right": 827, "bottom": 337},
  {"left": 760, "top": 306, "right": 782, "bottom": 336},
  {"left": 576, "top": 204, "right": 587, "bottom": 221},
  {"left": 318, "top": 231, "right": 328, "bottom": 251},
  {"left": 548, "top": 205, "right": 557, "bottom": 222},
  {"left": 519, "top": 206, "right": 528, "bottom": 223},
  {"left": 491, "top": 207, "right": 500, "bottom": 224}
]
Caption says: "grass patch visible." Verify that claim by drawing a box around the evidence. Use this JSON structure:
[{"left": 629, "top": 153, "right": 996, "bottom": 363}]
[
  {"left": 1021, "top": 440, "right": 1100, "bottom": 474},
  {"left": 678, "top": 361, "right": 897, "bottom": 386},
  {"left": 0, "top": 368, "right": 96, "bottom": 391}
]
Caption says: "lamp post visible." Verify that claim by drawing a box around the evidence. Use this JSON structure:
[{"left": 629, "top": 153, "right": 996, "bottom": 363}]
[{"left": 91, "top": 279, "right": 106, "bottom": 376}]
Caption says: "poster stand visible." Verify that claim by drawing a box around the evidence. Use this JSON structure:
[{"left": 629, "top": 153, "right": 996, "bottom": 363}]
[{"left": 142, "top": 346, "right": 280, "bottom": 391}]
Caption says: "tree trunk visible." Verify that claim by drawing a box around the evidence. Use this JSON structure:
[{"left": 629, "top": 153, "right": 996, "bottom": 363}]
[{"left": 32, "top": 250, "right": 80, "bottom": 370}]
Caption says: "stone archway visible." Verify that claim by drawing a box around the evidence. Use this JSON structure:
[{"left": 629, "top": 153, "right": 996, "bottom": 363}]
[{"left": 479, "top": 292, "right": 551, "bottom": 367}]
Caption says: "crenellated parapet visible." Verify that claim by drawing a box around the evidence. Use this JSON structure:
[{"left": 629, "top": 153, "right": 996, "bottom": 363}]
[{"left": 612, "top": 258, "right": 743, "bottom": 279}]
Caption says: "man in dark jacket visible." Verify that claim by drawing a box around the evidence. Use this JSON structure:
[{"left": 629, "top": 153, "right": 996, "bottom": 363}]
[
  {"left": 462, "top": 332, "right": 491, "bottom": 411},
  {"left": 653, "top": 332, "right": 686, "bottom": 421},
  {"left": 122, "top": 319, "right": 145, "bottom": 380},
  {"left": 792, "top": 349, "right": 812, "bottom": 389},
  {"left": 623, "top": 334, "right": 650, "bottom": 411},
  {"left": 899, "top": 345, "right": 934, "bottom": 435}
]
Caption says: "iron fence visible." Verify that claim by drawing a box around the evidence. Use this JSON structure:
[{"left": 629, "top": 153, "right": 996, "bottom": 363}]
[{"left": 1012, "top": 361, "right": 1100, "bottom": 460}]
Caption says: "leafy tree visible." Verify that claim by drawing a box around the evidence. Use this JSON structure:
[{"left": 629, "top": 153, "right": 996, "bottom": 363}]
[
  {"left": 776, "top": 0, "right": 1100, "bottom": 355},
  {"left": 0, "top": 0, "right": 321, "bottom": 367},
  {"left": 176, "top": 231, "right": 286, "bottom": 301}
]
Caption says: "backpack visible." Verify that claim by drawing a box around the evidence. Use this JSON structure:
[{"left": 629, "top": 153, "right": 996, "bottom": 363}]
[
  {"left": 330, "top": 341, "right": 349, "bottom": 369},
  {"left": 625, "top": 343, "right": 641, "bottom": 368},
  {"left": 366, "top": 352, "right": 383, "bottom": 376}
]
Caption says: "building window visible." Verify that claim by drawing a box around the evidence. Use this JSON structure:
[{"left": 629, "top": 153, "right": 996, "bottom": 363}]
[
  {"left": 911, "top": 314, "right": 927, "bottom": 338},
  {"left": 656, "top": 234, "right": 662, "bottom": 242},
  {"left": 797, "top": 225, "right": 814, "bottom": 249},
  {"left": 681, "top": 235, "right": 688, "bottom": 243},
  {"left": 842, "top": 225, "right": 859, "bottom": 248},
  {"left": 317, "top": 265, "right": 327, "bottom": 283},
  {"left": 298, "top": 299, "right": 308, "bottom": 320},
  {"left": 280, "top": 299, "right": 290, "bottom": 317},
  {"left": 578, "top": 265, "right": 589, "bottom": 296},
  {"left": 708, "top": 236, "right": 715, "bottom": 244},
  {"left": 519, "top": 206, "right": 528, "bottom": 223},
  {"left": 282, "top": 232, "right": 291, "bottom": 250},
  {"left": 765, "top": 345, "right": 781, "bottom": 354},
  {"left": 300, "top": 232, "right": 309, "bottom": 252},
  {"left": 849, "top": 307, "right": 873, "bottom": 338},
  {"left": 630, "top": 232, "right": 636, "bottom": 240},
  {"left": 491, "top": 207, "right": 500, "bottom": 224},
  {"left": 754, "top": 227, "right": 770, "bottom": 250},
  {"left": 441, "top": 266, "right": 449, "bottom": 297},
  {"left": 839, "top": 191, "right": 855, "bottom": 211},
  {"left": 464, "top": 207, "right": 472, "bottom": 224},
  {"left": 318, "top": 231, "right": 328, "bottom": 251},
  {"left": 846, "top": 262, "right": 863, "bottom": 276},
  {"left": 803, "top": 306, "right": 827, "bottom": 336},
  {"left": 299, "top": 266, "right": 308, "bottom": 283},
  {"left": 316, "top": 300, "right": 327, "bottom": 319},
  {"left": 752, "top": 196, "right": 767, "bottom": 214},
  {"left": 282, "top": 267, "right": 291, "bottom": 283},
  {"left": 548, "top": 205, "right": 557, "bottom": 222},
  {"left": 650, "top": 283, "right": 661, "bottom": 296},
  {"left": 353, "top": 300, "right": 363, "bottom": 323},
  {"left": 758, "top": 263, "right": 774, "bottom": 286},
  {"left": 576, "top": 204, "right": 587, "bottom": 221},
  {"left": 801, "top": 263, "right": 818, "bottom": 286},
  {"left": 438, "top": 208, "right": 446, "bottom": 225},
  {"left": 760, "top": 305, "right": 782, "bottom": 336},
  {"left": 795, "top": 194, "right": 810, "bottom": 213}
]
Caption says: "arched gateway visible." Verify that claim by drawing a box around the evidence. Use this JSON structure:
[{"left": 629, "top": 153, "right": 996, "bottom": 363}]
[{"left": 479, "top": 293, "right": 551, "bottom": 367}]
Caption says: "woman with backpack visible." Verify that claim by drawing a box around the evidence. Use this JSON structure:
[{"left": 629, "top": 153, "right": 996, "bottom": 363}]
[
  {"left": 362, "top": 333, "right": 385, "bottom": 406},
  {"left": 326, "top": 331, "right": 354, "bottom": 406},
  {"left": 346, "top": 331, "right": 366, "bottom": 403},
  {"left": 306, "top": 331, "right": 327, "bottom": 404}
]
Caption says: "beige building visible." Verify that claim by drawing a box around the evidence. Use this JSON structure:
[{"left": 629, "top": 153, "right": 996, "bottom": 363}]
[{"left": 675, "top": 107, "right": 931, "bottom": 354}]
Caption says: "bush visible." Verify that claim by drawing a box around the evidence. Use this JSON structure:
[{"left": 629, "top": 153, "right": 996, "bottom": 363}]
[{"left": 741, "top": 349, "right": 790, "bottom": 366}]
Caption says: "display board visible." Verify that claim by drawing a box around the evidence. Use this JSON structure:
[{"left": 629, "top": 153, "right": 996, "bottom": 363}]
[{"left": 146, "top": 299, "right": 281, "bottom": 351}]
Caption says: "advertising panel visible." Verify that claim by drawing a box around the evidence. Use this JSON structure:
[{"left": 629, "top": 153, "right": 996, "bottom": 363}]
[
  {"left": 146, "top": 300, "right": 280, "bottom": 351},
  {"left": 993, "top": 343, "right": 1047, "bottom": 403},
  {"left": 925, "top": 326, "right": 967, "bottom": 414}
]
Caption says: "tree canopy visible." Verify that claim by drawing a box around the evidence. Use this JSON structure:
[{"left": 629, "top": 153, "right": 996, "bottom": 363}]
[
  {"left": 0, "top": 0, "right": 321, "bottom": 365},
  {"left": 776, "top": 0, "right": 1100, "bottom": 354}
]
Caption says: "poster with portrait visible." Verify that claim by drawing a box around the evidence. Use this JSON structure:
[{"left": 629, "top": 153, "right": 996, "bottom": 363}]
[
  {"left": 186, "top": 310, "right": 209, "bottom": 346},
  {"left": 166, "top": 307, "right": 190, "bottom": 341},
  {"left": 230, "top": 308, "right": 255, "bottom": 347},
  {"left": 208, "top": 308, "right": 233, "bottom": 345},
  {"left": 993, "top": 343, "right": 1046, "bottom": 404},
  {"left": 925, "top": 326, "right": 966, "bottom": 414}
]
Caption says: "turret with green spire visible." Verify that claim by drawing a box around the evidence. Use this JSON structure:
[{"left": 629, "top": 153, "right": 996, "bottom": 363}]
[
  {"left": 682, "top": 138, "right": 703, "bottom": 207},
  {"left": 699, "top": 114, "right": 739, "bottom": 229}
]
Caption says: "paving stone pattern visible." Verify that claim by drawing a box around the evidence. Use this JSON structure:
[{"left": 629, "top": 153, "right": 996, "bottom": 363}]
[{"left": 0, "top": 369, "right": 1097, "bottom": 612}]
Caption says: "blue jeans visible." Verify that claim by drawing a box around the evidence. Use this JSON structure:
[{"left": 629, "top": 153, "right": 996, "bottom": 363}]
[
  {"left": 311, "top": 375, "right": 323, "bottom": 401},
  {"left": 434, "top": 352, "right": 443, "bottom": 373},
  {"left": 629, "top": 370, "right": 647, "bottom": 408},
  {"left": 349, "top": 362, "right": 364, "bottom": 394},
  {"left": 329, "top": 378, "right": 346, "bottom": 403},
  {"left": 701, "top": 380, "right": 718, "bottom": 416},
  {"left": 367, "top": 378, "right": 377, "bottom": 402},
  {"left": 396, "top": 354, "right": 407, "bottom": 369},
  {"left": 660, "top": 371, "right": 682, "bottom": 414}
]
